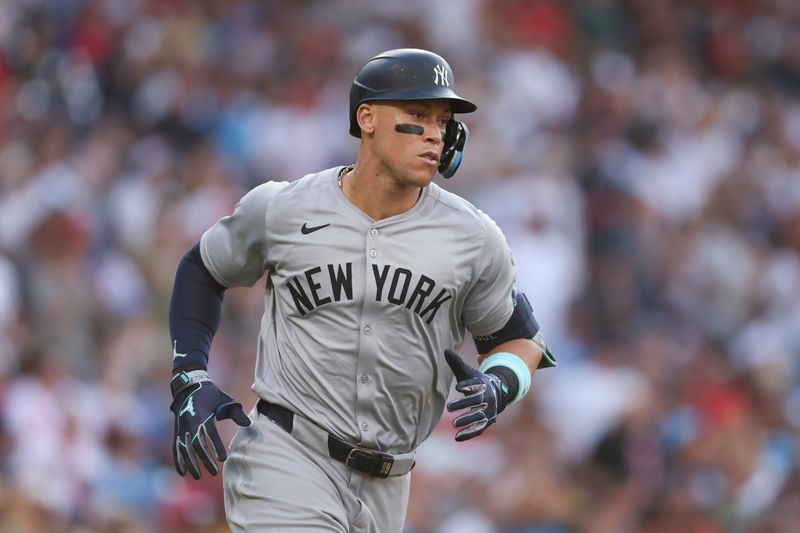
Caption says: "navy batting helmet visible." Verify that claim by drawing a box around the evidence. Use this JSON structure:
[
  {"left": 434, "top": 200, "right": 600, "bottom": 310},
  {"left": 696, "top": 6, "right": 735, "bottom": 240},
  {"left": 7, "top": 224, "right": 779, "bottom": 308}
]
[{"left": 349, "top": 48, "right": 477, "bottom": 138}]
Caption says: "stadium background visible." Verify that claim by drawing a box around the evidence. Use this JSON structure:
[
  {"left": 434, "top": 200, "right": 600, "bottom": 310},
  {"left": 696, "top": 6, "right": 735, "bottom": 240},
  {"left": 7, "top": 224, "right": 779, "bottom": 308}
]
[{"left": 1, "top": 0, "right": 799, "bottom": 531}]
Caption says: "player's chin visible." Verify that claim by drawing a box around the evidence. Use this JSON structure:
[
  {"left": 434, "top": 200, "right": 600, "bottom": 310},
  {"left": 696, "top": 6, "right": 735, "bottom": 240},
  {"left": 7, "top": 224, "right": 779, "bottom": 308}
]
[
  {"left": 407, "top": 171, "right": 435, "bottom": 188},
  {"left": 409, "top": 162, "right": 438, "bottom": 185}
]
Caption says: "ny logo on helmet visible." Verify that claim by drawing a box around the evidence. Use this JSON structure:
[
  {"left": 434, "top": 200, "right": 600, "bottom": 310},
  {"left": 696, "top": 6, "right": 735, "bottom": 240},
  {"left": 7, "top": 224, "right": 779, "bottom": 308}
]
[{"left": 433, "top": 64, "right": 449, "bottom": 87}]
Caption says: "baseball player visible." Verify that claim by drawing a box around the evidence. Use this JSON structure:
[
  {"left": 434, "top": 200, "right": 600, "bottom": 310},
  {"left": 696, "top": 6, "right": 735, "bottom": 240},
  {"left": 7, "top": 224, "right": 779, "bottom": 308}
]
[{"left": 168, "top": 48, "right": 556, "bottom": 532}]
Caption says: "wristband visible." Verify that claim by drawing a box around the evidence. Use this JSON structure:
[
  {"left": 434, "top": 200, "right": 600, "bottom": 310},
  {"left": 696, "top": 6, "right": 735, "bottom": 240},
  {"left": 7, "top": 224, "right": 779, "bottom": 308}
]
[
  {"left": 479, "top": 352, "right": 531, "bottom": 404},
  {"left": 170, "top": 369, "right": 212, "bottom": 399}
]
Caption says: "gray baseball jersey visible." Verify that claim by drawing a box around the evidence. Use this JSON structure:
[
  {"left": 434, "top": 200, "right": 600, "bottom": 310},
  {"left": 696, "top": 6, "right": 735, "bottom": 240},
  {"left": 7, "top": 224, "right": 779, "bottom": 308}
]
[{"left": 201, "top": 166, "right": 516, "bottom": 454}]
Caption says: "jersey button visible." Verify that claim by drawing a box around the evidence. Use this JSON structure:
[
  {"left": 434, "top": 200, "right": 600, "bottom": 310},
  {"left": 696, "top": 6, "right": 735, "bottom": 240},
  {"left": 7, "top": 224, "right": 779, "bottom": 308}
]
[
  {"left": 369, "top": 249, "right": 377, "bottom": 258},
  {"left": 370, "top": 228, "right": 379, "bottom": 236},
  {"left": 360, "top": 374, "right": 369, "bottom": 384},
  {"left": 363, "top": 325, "right": 371, "bottom": 335},
  {"left": 361, "top": 422, "right": 369, "bottom": 432}
]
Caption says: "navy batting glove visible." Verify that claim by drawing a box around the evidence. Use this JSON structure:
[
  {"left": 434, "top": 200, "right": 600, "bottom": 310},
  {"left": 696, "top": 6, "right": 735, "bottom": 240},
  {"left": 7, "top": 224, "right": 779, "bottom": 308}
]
[
  {"left": 445, "top": 349, "right": 510, "bottom": 442},
  {"left": 170, "top": 370, "right": 251, "bottom": 479}
]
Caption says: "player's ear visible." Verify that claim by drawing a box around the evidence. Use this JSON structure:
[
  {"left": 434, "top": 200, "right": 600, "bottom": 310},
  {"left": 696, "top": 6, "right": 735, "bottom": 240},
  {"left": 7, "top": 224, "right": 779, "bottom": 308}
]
[{"left": 356, "top": 103, "right": 376, "bottom": 136}]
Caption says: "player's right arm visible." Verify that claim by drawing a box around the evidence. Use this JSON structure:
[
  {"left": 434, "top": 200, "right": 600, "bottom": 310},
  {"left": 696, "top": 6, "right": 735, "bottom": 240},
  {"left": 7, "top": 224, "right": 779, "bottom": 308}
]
[{"left": 168, "top": 182, "right": 282, "bottom": 479}]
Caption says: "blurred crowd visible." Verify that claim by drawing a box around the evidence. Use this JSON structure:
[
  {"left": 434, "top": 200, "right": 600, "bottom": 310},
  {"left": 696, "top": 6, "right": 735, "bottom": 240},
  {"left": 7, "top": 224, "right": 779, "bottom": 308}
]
[{"left": 1, "top": 0, "right": 799, "bottom": 531}]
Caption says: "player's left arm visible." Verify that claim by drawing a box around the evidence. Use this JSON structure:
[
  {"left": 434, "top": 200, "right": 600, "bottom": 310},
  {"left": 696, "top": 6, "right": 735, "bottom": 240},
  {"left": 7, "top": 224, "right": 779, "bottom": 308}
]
[
  {"left": 479, "top": 337, "right": 542, "bottom": 377},
  {"left": 446, "top": 287, "right": 556, "bottom": 441},
  {"left": 447, "top": 213, "right": 556, "bottom": 441}
]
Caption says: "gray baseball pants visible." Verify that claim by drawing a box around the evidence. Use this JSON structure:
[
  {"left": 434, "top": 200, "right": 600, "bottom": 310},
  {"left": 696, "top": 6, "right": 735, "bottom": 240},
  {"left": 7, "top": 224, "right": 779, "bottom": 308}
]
[{"left": 223, "top": 407, "right": 411, "bottom": 532}]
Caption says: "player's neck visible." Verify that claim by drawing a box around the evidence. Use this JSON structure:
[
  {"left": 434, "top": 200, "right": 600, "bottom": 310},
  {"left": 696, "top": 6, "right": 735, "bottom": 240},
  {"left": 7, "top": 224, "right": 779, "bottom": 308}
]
[{"left": 340, "top": 166, "right": 422, "bottom": 221}]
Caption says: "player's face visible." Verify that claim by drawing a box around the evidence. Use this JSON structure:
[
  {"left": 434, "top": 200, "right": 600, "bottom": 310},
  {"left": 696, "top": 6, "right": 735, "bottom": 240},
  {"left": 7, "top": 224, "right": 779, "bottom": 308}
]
[{"left": 370, "top": 100, "right": 453, "bottom": 188}]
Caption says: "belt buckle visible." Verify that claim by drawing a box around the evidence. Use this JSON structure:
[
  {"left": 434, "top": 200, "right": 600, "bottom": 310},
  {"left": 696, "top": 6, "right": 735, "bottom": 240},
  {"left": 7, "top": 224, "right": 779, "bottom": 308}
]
[{"left": 345, "top": 448, "right": 394, "bottom": 478}]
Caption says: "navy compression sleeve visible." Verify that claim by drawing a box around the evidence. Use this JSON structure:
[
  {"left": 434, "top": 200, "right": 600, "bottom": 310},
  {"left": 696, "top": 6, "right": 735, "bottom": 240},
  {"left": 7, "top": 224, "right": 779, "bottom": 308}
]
[{"left": 169, "top": 243, "right": 226, "bottom": 372}]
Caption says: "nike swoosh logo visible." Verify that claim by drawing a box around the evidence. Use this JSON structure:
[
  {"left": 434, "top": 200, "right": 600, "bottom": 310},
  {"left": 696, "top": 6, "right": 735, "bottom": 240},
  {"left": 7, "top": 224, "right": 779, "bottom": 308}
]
[{"left": 301, "top": 222, "right": 330, "bottom": 235}]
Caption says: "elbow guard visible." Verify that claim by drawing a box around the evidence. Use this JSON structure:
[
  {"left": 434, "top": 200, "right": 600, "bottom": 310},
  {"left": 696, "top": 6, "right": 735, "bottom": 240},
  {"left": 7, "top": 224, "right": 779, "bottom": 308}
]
[{"left": 473, "top": 289, "right": 557, "bottom": 369}]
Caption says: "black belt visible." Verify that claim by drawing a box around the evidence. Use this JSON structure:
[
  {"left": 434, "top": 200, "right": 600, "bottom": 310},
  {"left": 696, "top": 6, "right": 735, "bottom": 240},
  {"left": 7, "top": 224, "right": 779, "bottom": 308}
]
[{"left": 256, "top": 399, "right": 414, "bottom": 478}]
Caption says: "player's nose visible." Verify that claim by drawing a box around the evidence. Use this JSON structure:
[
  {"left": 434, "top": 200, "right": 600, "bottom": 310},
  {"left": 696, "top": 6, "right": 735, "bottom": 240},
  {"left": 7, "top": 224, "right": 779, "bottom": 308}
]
[{"left": 423, "top": 124, "right": 443, "bottom": 144}]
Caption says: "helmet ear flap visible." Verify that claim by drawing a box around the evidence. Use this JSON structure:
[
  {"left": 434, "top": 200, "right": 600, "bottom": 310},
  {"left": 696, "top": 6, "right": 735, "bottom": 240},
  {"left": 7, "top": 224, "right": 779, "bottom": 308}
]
[{"left": 439, "top": 120, "right": 469, "bottom": 179}]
